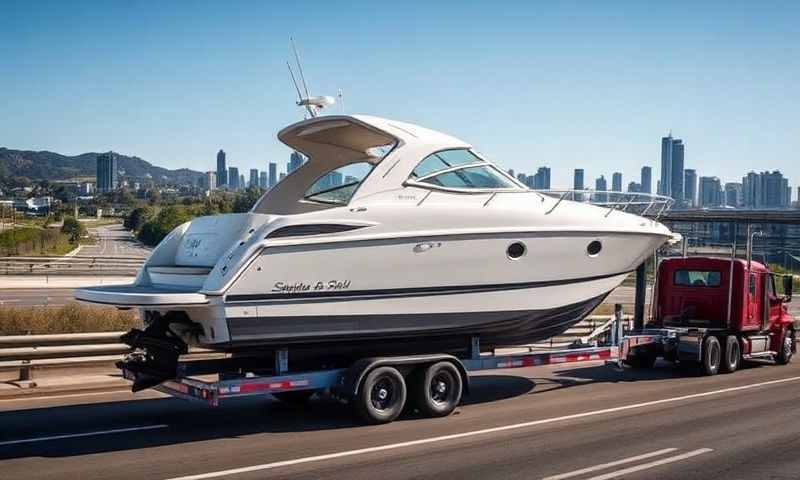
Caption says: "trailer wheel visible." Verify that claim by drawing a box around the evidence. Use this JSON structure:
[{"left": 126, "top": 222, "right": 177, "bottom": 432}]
[
  {"left": 354, "top": 366, "right": 407, "bottom": 424},
  {"left": 625, "top": 350, "right": 657, "bottom": 369},
  {"left": 701, "top": 336, "right": 722, "bottom": 376},
  {"left": 721, "top": 336, "right": 741, "bottom": 373},
  {"left": 273, "top": 390, "right": 315, "bottom": 404},
  {"left": 411, "top": 362, "right": 463, "bottom": 418},
  {"left": 776, "top": 329, "right": 794, "bottom": 365}
]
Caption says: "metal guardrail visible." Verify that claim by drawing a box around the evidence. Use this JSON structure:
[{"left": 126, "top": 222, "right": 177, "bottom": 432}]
[
  {"left": 539, "top": 190, "right": 673, "bottom": 219},
  {"left": 0, "top": 256, "right": 145, "bottom": 275},
  {"left": 0, "top": 331, "right": 214, "bottom": 386}
]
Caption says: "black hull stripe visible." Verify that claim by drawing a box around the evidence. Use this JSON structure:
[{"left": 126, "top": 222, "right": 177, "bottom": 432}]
[{"left": 224, "top": 269, "right": 631, "bottom": 304}]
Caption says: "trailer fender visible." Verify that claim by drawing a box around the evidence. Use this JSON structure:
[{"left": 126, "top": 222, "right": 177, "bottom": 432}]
[{"left": 337, "top": 354, "right": 469, "bottom": 399}]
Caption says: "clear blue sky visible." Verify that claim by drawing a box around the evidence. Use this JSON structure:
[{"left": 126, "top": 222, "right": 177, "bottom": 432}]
[{"left": 1, "top": 1, "right": 798, "bottom": 190}]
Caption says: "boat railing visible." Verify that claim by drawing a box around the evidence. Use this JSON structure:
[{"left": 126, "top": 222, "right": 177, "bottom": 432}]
[{"left": 538, "top": 190, "right": 674, "bottom": 219}]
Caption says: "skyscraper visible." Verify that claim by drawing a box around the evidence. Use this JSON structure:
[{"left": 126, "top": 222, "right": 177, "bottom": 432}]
[
  {"left": 660, "top": 133, "right": 684, "bottom": 202},
  {"left": 698, "top": 176, "right": 722, "bottom": 207},
  {"left": 684, "top": 169, "right": 697, "bottom": 207},
  {"left": 573, "top": 169, "right": 584, "bottom": 190},
  {"left": 228, "top": 167, "right": 239, "bottom": 190},
  {"left": 288, "top": 151, "right": 304, "bottom": 173},
  {"left": 743, "top": 170, "right": 792, "bottom": 208},
  {"left": 611, "top": 172, "right": 622, "bottom": 192},
  {"left": 724, "top": 182, "right": 743, "bottom": 207},
  {"left": 640, "top": 166, "right": 652, "bottom": 194},
  {"left": 216, "top": 150, "right": 227, "bottom": 187},
  {"left": 595, "top": 175, "right": 607, "bottom": 202},
  {"left": 268, "top": 162, "right": 277, "bottom": 188},
  {"left": 239, "top": 174, "right": 245, "bottom": 191},
  {"left": 533, "top": 167, "right": 551, "bottom": 190},
  {"left": 96, "top": 152, "right": 118, "bottom": 193},
  {"left": 205, "top": 171, "right": 217, "bottom": 191},
  {"left": 259, "top": 171, "right": 267, "bottom": 188},
  {"left": 249, "top": 169, "right": 259, "bottom": 189}
]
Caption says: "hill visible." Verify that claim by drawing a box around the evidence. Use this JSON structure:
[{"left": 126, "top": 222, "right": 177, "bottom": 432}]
[{"left": 0, "top": 148, "right": 203, "bottom": 185}]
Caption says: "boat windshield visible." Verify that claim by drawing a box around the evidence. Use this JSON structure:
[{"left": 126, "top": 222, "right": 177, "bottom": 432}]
[
  {"left": 409, "top": 149, "right": 520, "bottom": 191},
  {"left": 303, "top": 162, "right": 374, "bottom": 205}
]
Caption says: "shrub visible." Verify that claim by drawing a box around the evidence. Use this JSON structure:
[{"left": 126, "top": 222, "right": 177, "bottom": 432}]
[{"left": 0, "top": 303, "right": 141, "bottom": 335}]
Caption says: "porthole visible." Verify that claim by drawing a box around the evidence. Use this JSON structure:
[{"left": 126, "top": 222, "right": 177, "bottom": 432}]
[
  {"left": 587, "top": 240, "right": 602, "bottom": 257},
  {"left": 507, "top": 242, "right": 526, "bottom": 259}
]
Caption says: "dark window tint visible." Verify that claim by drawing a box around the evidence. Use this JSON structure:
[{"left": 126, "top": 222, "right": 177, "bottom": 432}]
[
  {"left": 673, "top": 270, "right": 722, "bottom": 287},
  {"left": 411, "top": 149, "right": 482, "bottom": 178}
]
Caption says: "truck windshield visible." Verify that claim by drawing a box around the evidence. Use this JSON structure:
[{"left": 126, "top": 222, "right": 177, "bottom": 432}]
[{"left": 673, "top": 270, "right": 722, "bottom": 287}]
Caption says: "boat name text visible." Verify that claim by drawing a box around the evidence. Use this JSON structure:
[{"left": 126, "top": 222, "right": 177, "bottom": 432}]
[{"left": 272, "top": 280, "right": 352, "bottom": 293}]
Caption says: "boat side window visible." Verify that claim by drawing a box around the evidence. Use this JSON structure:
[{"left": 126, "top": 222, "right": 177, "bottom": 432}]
[
  {"left": 409, "top": 149, "right": 518, "bottom": 190},
  {"left": 304, "top": 162, "right": 373, "bottom": 205},
  {"left": 411, "top": 149, "right": 483, "bottom": 178}
]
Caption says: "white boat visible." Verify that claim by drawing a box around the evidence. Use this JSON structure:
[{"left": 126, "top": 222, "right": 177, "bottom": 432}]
[{"left": 76, "top": 114, "right": 676, "bottom": 386}]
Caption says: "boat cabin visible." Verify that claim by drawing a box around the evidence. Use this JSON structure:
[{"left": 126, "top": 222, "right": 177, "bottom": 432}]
[{"left": 251, "top": 115, "right": 525, "bottom": 215}]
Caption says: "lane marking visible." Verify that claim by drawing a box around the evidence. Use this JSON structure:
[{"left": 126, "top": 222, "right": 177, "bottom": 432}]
[
  {"left": 0, "top": 389, "right": 159, "bottom": 403},
  {"left": 585, "top": 448, "right": 713, "bottom": 480},
  {"left": 542, "top": 448, "right": 678, "bottom": 480},
  {"left": 0, "top": 424, "right": 168, "bottom": 446},
  {"left": 165, "top": 375, "right": 800, "bottom": 480}
]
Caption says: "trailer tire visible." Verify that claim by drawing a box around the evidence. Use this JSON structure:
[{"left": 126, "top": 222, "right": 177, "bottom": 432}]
[
  {"left": 721, "top": 335, "right": 740, "bottom": 373},
  {"left": 776, "top": 328, "right": 794, "bottom": 365},
  {"left": 411, "top": 362, "right": 463, "bottom": 418},
  {"left": 353, "top": 366, "right": 407, "bottom": 425},
  {"left": 624, "top": 350, "right": 657, "bottom": 369},
  {"left": 701, "top": 336, "right": 722, "bottom": 376},
  {"left": 273, "top": 390, "right": 315, "bottom": 404}
]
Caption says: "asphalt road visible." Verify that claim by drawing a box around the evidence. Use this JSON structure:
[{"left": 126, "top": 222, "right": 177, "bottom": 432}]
[
  {"left": 79, "top": 224, "right": 150, "bottom": 259},
  {"left": 1, "top": 359, "right": 799, "bottom": 479}
]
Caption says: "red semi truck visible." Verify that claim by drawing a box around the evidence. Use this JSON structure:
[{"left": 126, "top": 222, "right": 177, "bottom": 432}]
[{"left": 621, "top": 256, "right": 796, "bottom": 375}]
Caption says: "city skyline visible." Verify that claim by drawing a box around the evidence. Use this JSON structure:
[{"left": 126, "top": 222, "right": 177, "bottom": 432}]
[{"left": 2, "top": 2, "right": 798, "bottom": 189}]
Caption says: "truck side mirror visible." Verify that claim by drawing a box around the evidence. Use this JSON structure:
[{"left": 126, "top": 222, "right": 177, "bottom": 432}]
[{"left": 783, "top": 275, "right": 793, "bottom": 302}]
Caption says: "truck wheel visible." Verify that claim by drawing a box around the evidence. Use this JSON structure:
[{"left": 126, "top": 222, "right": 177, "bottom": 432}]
[
  {"left": 273, "top": 390, "right": 315, "bottom": 404},
  {"left": 721, "top": 336, "right": 741, "bottom": 373},
  {"left": 353, "top": 366, "right": 407, "bottom": 425},
  {"left": 701, "top": 336, "right": 722, "bottom": 376},
  {"left": 411, "top": 362, "right": 463, "bottom": 418},
  {"left": 776, "top": 329, "right": 794, "bottom": 365}
]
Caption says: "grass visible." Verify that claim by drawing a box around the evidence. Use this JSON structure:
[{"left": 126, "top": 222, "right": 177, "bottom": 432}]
[
  {"left": 0, "top": 303, "right": 141, "bottom": 335},
  {"left": 0, "top": 227, "right": 76, "bottom": 256}
]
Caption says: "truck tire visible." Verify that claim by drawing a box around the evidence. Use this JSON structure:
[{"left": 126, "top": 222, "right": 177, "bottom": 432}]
[
  {"left": 701, "top": 336, "right": 722, "bottom": 376},
  {"left": 353, "top": 366, "right": 407, "bottom": 425},
  {"left": 721, "top": 335, "right": 741, "bottom": 373},
  {"left": 776, "top": 329, "right": 794, "bottom": 365},
  {"left": 273, "top": 390, "right": 315, "bottom": 404},
  {"left": 410, "top": 362, "right": 463, "bottom": 418}
]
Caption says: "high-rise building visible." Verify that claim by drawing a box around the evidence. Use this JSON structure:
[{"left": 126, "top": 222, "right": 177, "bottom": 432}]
[
  {"left": 216, "top": 150, "right": 227, "bottom": 187},
  {"left": 259, "top": 171, "right": 267, "bottom": 188},
  {"left": 239, "top": 174, "right": 245, "bottom": 191},
  {"left": 533, "top": 167, "right": 551, "bottom": 190},
  {"left": 573, "top": 169, "right": 584, "bottom": 190},
  {"left": 660, "top": 133, "right": 684, "bottom": 201},
  {"left": 684, "top": 169, "right": 698, "bottom": 207},
  {"left": 640, "top": 166, "right": 652, "bottom": 194},
  {"left": 698, "top": 176, "right": 722, "bottom": 207},
  {"left": 724, "top": 182, "right": 743, "bottom": 207},
  {"left": 288, "top": 151, "right": 304, "bottom": 173},
  {"left": 595, "top": 175, "right": 607, "bottom": 202},
  {"left": 205, "top": 171, "right": 217, "bottom": 191},
  {"left": 249, "top": 169, "right": 259, "bottom": 189},
  {"left": 743, "top": 170, "right": 792, "bottom": 208},
  {"left": 268, "top": 162, "right": 278, "bottom": 188},
  {"left": 228, "top": 167, "right": 239, "bottom": 190},
  {"left": 627, "top": 182, "right": 641, "bottom": 193},
  {"left": 96, "top": 152, "right": 118, "bottom": 193},
  {"left": 611, "top": 172, "right": 622, "bottom": 192}
]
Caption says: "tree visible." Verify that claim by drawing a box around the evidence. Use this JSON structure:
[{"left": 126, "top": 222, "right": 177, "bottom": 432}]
[
  {"left": 61, "top": 217, "right": 86, "bottom": 243},
  {"left": 232, "top": 187, "right": 263, "bottom": 213},
  {"left": 136, "top": 205, "right": 192, "bottom": 246},
  {"left": 124, "top": 206, "right": 154, "bottom": 232}
]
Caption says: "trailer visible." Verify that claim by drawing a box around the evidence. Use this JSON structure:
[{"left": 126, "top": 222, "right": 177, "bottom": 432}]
[{"left": 123, "top": 337, "right": 618, "bottom": 425}]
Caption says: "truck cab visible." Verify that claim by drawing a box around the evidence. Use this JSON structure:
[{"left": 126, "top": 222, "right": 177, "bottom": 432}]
[{"left": 621, "top": 256, "right": 796, "bottom": 375}]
